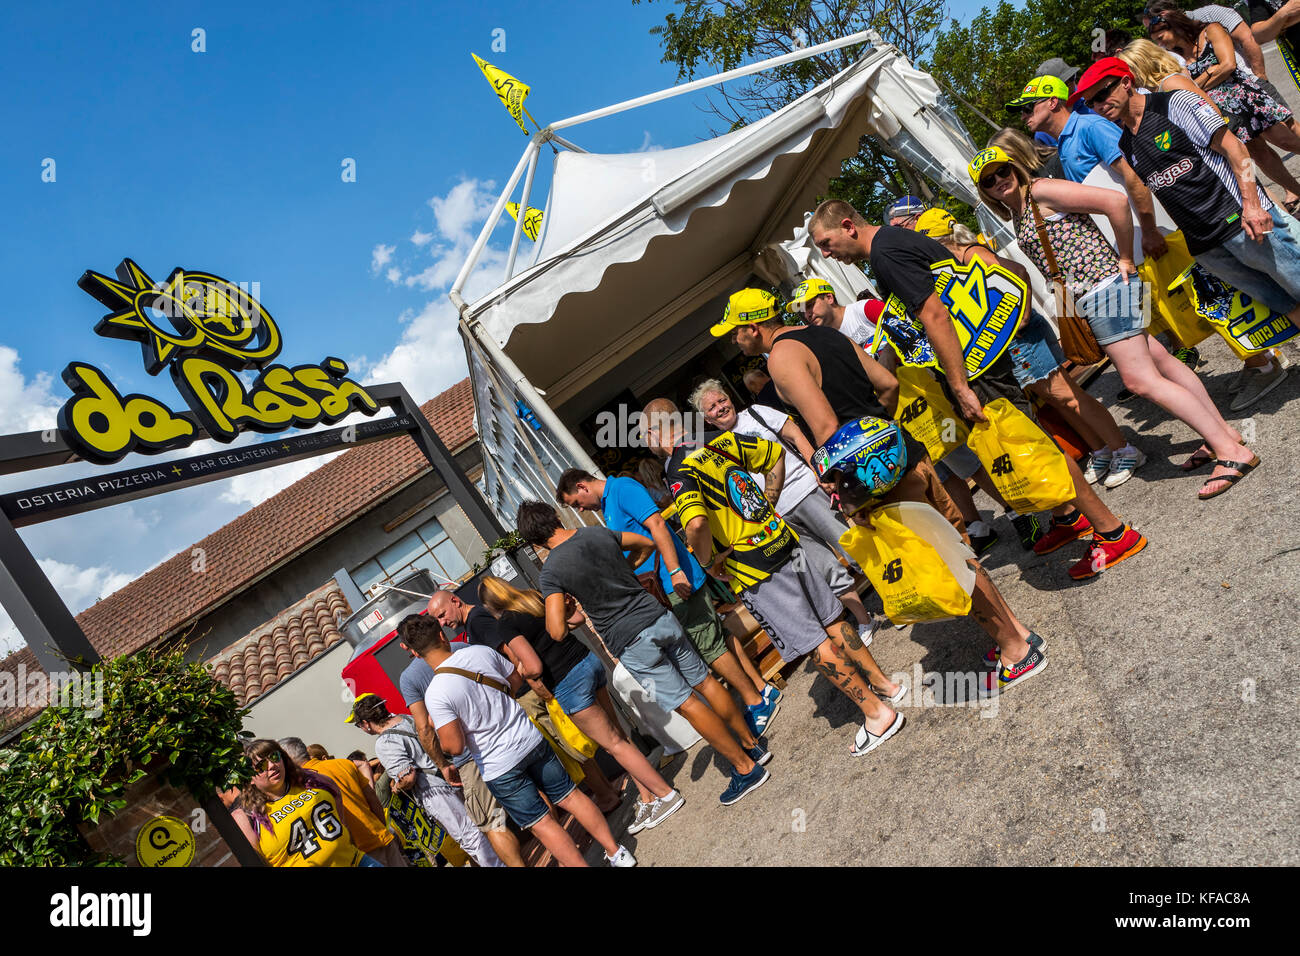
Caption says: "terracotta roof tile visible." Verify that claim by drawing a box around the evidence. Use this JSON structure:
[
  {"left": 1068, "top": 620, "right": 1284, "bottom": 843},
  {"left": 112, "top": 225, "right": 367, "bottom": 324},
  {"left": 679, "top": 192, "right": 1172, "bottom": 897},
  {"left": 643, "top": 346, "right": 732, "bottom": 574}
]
[
  {"left": 0, "top": 649, "right": 47, "bottom": 735},
  {"left": 72, "top": 378, "right": 475, "bottom": 660},
  {"left": 208, "top": 581, "right": 352, "bottom": 708}
]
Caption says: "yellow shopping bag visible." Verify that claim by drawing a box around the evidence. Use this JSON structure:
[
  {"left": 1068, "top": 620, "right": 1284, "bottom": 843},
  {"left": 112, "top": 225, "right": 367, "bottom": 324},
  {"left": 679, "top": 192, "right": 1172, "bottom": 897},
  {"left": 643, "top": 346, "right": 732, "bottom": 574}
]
[
  {"left": 1138, "top": 231, "right": 1217, "bottom": 348},
  {"left": 527, "top": 715, "right": 586, "bottom": 783},
  {"left": 545, "top": 697, "right": 599, "bottom": 759},
  {"left": 966, "top": 399, "right": 1076, "bottom": 512},
  {"left": 839, "top": 504, "right": 974, "bottom": 625},
  {"left": 895, "top": 366, "right": 969, "bottom": 461}
]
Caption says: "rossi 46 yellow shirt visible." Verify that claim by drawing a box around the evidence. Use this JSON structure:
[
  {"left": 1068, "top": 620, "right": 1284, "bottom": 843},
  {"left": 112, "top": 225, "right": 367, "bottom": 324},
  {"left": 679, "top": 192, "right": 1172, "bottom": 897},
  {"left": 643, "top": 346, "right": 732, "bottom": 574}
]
[{"left": 665, "top": 430, "right": 800, "bottom": 590}]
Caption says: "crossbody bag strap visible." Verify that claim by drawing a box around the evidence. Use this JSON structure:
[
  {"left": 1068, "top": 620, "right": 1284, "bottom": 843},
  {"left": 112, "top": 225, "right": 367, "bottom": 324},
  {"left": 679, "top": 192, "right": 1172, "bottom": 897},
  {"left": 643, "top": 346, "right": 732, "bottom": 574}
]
[
  {"left": 1027, "top": 190, "right": 1065, "bottom": 283},
  {"left": 433, "top": 666, "right": 512, "bottom": 696},
  {"left": 748, "top": 405, "right": 803, "bottom": 467}
]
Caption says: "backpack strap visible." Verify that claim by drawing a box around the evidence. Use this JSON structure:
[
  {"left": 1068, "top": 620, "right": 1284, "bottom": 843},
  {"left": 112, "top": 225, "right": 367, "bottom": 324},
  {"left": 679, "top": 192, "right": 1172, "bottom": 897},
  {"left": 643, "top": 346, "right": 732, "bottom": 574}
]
[{"left": 433, "top": 666, "right": 512, "bottom": 696}]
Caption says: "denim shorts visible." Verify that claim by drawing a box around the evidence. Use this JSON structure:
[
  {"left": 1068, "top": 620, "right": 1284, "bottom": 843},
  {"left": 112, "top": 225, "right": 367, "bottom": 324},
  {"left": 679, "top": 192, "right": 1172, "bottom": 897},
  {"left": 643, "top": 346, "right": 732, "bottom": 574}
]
[
  {"left": 618, "top": 611, "right": 710, "bottom": 711},
  {"left": 551, "top": 651, "right": 607, "bottom": 716},
  {"left": 1194, "top": 205, "right": 1300, "bottom": 315},
  {"left": 485, "top": 739, "right": 577, "bottom": 829},
  {"left": 1076, "top": 273, "right": 1149, "bottom": 346},
  {"left": 1007, "top": 310, "right": 1066, "bottom": 386}
]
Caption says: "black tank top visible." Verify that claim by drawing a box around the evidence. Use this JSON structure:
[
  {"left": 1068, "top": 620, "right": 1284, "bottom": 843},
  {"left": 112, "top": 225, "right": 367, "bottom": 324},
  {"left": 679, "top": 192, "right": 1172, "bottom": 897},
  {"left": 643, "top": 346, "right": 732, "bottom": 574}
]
[{"left": 776, "top": 324, "right": 927, "bottom": 461}]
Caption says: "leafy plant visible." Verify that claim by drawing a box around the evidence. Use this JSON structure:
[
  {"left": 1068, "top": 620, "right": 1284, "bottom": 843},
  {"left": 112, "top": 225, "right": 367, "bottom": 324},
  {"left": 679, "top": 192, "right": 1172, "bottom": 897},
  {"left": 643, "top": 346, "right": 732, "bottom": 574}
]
[
  {"left": 470, "top": 530, "right": 525, "bottom": 575},
  {"left": 0, "top": 646, "right": 250, "bottom": 866}
]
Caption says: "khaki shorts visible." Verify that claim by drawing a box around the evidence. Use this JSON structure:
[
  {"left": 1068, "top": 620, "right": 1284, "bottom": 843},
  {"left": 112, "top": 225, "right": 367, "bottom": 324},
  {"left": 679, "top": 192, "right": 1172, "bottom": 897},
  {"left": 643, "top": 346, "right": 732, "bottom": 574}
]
[
  {"left": 457, "top": 759, "right": 507, "bottom": 832},
  {"left": 668, "top": 586, "right": 729, "bottom": 665},
  {"left": 877, "top": 456, "right": 970, "bottom": 546}
]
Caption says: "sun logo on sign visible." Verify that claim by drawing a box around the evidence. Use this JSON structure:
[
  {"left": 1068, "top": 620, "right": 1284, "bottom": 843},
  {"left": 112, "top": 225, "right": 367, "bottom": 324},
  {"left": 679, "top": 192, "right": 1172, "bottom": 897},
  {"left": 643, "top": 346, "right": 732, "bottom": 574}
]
[{"left": 78, "top": 258, "right": 282, "bottom": 375}]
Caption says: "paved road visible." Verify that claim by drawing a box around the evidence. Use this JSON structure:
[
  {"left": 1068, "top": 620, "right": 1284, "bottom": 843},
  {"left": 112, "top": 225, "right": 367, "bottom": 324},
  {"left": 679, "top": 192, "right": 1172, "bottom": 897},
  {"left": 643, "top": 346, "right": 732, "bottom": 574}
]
[{"left": 588, "top": 53, "right": 1300, "bottom": 865}]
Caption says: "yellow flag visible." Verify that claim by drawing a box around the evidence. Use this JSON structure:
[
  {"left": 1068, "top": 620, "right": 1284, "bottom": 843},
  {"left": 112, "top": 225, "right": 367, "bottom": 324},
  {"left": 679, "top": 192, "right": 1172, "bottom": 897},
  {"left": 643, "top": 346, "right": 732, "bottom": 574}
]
[
  {"left": 505, "top": 203, "right": 544, "bottom": 241},
  {"left": 471, "top": 53, "right": 531, "bottom": 134}
]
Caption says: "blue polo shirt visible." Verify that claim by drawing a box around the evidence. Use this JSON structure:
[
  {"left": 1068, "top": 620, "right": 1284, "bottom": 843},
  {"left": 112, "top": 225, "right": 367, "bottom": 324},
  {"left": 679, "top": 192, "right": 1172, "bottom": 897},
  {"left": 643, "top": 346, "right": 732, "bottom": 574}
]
[
  {"left": 1056, "top": 110, "right": 1123, "bottom": 183},
  {"left": 600, "top": 475, "right": 707, "bottom": 595}
]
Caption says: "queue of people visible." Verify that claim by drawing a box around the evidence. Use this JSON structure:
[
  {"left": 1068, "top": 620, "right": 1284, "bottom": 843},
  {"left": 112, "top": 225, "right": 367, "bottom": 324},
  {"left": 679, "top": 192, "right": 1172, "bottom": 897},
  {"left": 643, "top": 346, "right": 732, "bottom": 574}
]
[{"left": 225, "top": 0, "right": 1297, "bottom": 868}]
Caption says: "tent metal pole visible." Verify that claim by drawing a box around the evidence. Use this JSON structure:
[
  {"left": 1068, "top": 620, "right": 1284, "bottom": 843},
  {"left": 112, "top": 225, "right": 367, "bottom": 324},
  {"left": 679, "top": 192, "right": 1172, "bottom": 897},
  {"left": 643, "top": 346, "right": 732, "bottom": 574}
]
[
  {"left": 549, "top": 134, "right": 587, "bottom": 154},
  {"left": 450, "top": 142, "right": 536, "bottom": 299},
  {"left": 454, "top": 315, "right": 604, "bottom": 480},
  {"left": 505, "top": 143, "right": 541, "bottom": 280},
  {"left": 549, "top": 30, "right": 877, "bottom": 131}
]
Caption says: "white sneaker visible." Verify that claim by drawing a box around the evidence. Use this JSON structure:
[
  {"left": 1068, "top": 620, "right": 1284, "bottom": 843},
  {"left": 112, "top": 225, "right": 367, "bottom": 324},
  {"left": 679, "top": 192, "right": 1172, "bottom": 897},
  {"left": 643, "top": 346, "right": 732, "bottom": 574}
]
[
  {"left": 1081, "top": 449, "right": 1113, "bottom": 485},
  {"left": 1102, "top": 447, "right": 1146, "bottom": 488},
  {"left": 626, "top": 799, "right": 654, "bottom": 835},
  {"left": 605, "top": 844, "right": 637, "bottom": 867},
  {"left": 644, "top": 789, "right": 685, "bottom": 830},
  {"left": 858, "top": 617, "right": 882, "bottom": 648},
  {"left": 1230, "top": 359, "right": 1287, "bottom": 411}
]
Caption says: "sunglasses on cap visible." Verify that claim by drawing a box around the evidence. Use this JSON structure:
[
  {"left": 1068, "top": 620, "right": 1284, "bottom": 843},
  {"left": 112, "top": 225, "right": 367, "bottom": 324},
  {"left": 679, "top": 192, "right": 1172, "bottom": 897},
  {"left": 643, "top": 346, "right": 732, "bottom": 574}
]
[
  {"left": 978, "top": 164, "right": 1014, "bottom": 190},
  {"left": 1085, "top": 77, "right": 1123, "bottom": 108}
]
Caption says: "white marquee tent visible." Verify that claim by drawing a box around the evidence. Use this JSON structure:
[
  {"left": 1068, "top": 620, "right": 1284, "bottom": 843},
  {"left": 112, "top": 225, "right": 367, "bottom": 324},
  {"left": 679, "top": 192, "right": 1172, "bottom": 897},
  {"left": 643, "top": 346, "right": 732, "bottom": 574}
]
[{"left": 451, "top": 33, "right": 1056, "bottom": 523}]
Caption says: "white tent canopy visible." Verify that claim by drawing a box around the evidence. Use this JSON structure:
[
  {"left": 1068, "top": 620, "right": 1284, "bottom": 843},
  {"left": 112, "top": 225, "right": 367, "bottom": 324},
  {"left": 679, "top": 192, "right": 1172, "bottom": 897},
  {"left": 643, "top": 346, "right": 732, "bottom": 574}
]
[{"left": 454, "top": 37, "right": 1050, "bottom": 518}]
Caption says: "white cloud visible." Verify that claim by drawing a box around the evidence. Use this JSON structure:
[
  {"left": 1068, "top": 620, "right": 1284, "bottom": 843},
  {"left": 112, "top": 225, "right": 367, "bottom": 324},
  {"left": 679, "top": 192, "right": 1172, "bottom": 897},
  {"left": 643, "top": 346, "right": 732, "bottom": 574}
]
[
  {"left": 0, "top": 344, "right": 62, "bottom": 433},
  {"left": 0, "top": 558, "right": 136, "bottom": 658},
  {"left": 428, "top": 178, "right": 498, "bottom": 240},
  {"left": 370, "top": 243, "right": 396, "bottom": 274},
  {"left": 411, "top": 229, "right": 434, "bottom": 247},
  {"left": 638, "top": 130, "right": 664, "bottom": 152},
  {"left": 364, "top": 299, "right": 469, "bottom": 403},
  {"left": 385, "top": 266, "right": 403, "bottom": 284}
]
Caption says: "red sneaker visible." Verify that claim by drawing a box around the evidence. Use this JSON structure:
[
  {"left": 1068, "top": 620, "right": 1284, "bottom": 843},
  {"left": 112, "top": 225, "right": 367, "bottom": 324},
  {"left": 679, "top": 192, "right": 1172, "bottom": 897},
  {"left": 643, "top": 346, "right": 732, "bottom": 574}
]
[
  {"left": 1067, "top": 526, "right": 1147, "bottom": 580},
  {"left": 1032, "top": 511, "right": 1093, "bottom": 555}
]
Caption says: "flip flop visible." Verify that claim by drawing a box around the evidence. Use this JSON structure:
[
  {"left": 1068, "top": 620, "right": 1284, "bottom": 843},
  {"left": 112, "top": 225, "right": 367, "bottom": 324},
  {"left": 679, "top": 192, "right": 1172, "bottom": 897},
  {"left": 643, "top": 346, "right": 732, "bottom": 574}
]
[
  {"left": 1198, "top": 455, "right": 1261, "bottom": 500},
  {"left": 1181, "top": 445, "right": 1214, "bottom": 472},
  {"left": 850, "top": 711, "right": 905, "bottom": 757},
  {"left": 869, "top": 680, "right": 909, "bottom": 704}
]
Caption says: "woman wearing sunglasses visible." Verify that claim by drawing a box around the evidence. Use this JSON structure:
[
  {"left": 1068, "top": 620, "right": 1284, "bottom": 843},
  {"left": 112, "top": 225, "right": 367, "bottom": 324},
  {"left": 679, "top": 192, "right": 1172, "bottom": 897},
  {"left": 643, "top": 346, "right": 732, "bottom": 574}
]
[
  {"left": 234, "top": 738, "right": 380, "bottom": 866},
  {"left": 1147, "top": 9, "right": 1300, "bottom": 213},
  {"left": 970, "top": 146, "right": 1255, "bottom": 500}
]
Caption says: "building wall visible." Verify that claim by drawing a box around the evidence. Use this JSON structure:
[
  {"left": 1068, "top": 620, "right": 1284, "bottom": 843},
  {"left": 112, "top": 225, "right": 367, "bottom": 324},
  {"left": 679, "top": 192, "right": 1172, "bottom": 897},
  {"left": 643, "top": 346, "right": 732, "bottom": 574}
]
[
  {"left": 239, "top": 641, "right": 377, "bottom": 758},
  {"left": 182, "top": 446, "right": 486, "bottom": 663}
]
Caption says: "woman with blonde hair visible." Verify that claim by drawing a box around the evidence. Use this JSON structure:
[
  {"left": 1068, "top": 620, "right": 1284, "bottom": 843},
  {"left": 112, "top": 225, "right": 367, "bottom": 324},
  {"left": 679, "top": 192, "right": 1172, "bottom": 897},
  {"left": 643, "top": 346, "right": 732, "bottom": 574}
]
[
  {"left": 970, "top": 145, "right": 1257, "bottom": 499},
  {"left": 476, "top": 575, "right": 685, "bottom": 835},
  {"left": 988, "top": 126, "right": 1063, "bottom": 180},
  {"left": 915, "top": 204, "right": 1136, "bottom": 488}
]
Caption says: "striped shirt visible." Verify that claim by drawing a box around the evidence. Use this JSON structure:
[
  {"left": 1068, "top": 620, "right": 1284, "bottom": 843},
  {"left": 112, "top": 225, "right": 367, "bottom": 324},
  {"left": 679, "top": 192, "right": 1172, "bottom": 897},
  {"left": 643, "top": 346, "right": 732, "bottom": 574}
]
[{"left": 1118, "top": 90, "right": 1270, "bottom": 254}]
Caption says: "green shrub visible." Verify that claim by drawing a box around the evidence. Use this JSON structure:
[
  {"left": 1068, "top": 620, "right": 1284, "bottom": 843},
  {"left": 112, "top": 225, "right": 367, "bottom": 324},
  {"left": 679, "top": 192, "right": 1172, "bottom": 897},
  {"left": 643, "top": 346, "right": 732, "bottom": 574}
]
[{"left": 0, "top": 646, "right": 250, "bottom": 866}]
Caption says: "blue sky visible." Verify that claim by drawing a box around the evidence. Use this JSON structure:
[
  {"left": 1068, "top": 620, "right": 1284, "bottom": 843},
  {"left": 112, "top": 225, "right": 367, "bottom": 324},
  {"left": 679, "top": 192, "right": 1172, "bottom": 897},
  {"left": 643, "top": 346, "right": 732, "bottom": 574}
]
[{"left": 0, "top": 0, "right": 995, "bottom": 655}]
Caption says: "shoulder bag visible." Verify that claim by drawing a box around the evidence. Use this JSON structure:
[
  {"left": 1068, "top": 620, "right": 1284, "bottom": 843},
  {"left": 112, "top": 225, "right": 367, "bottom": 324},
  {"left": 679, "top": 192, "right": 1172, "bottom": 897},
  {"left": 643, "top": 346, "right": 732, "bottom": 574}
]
[{"left": 1028, "top": 191, "right": 1106, "bottom": 366}]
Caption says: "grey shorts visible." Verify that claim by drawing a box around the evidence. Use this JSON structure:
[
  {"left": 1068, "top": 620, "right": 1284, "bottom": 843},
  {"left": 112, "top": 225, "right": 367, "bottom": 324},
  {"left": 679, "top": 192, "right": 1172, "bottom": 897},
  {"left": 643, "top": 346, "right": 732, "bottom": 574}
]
[
  {"left": 934, "top": 443, "right": 981, "bottom": 482},
  {"left": 739, "top": 545, "right": 844, "bottom": 663},
  {"left": 618, "top": 611, "right": 711, "bottom": 711},
  {"left": 783, "top": 491, "right": 858, "bottom": 586}
]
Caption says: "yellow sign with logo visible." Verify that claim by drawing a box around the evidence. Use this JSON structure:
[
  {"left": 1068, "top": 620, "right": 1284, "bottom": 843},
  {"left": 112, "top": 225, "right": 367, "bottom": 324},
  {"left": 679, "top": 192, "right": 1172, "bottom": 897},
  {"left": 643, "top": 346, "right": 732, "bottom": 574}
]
[
  {"left": 59, "top": 259, "right": 379, "bottom": 464},
  {"left": 135, "top": 815, "right": 196, "bottom": 867}
]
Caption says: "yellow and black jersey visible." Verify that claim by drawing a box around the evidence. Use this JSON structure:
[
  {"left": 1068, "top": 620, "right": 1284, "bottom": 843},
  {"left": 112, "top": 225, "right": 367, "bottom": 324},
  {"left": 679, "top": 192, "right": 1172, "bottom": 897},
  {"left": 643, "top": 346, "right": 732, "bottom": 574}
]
[
  {"left": 257, "top": 785, "right": 362, "bottom": 868},
  {"left": 665, "top": 430, "right": 799, "bottom": 590}
]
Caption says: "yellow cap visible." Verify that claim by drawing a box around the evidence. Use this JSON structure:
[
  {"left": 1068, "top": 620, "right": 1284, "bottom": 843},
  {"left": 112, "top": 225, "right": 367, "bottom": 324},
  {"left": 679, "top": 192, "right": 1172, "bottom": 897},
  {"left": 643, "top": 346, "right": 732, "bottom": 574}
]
[
  {"left": 712, "top": 288, "right": 780, "bottom": 337},
  {"left": 969, "top": 146, "right": 1013, "bottom": 186},
  {"left": 1006, "top": 74, "right": 1070, "bottom": 109},
  {"left": 344, "top": 692, "right": 383, "bottom": 723},
  {"left": 782, "top": 278, "right": 836, "bottom": 314},
  {"left": 915, "top": 209, "right": 956, "bottom": 238}
]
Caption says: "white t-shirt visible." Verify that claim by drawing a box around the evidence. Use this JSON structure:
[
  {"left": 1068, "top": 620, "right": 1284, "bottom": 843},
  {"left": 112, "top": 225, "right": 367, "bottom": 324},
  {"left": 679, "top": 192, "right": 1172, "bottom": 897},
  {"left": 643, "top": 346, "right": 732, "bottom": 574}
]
[
  {"left": 424, "top": 644, "right": 542, "bottom": 782},
  {"left": 733, "top": 405, "right": 819, "bottom": 513},
  {"left": 835, "top": 300, "right": 877, "bottom": 348}
]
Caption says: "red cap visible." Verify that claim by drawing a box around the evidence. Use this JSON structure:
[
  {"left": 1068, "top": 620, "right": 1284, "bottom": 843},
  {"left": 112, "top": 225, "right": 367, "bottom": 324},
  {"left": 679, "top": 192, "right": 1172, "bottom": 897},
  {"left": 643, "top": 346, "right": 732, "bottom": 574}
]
[
  {"left": 1070, "top": 57, "right": 1133, "bottom": 106},
  {"left": 861, "top": 298, "right": 885, "bottom": 324}
]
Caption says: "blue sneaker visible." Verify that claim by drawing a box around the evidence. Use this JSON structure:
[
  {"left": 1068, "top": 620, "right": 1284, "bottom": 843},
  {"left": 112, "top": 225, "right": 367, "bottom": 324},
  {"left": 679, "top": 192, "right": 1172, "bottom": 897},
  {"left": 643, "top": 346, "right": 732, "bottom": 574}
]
[
  {"left": 763, "top": 683, "right": 782, "bottom": 706},
  {"left": 719, "top": 763, "right": 770, "bottom": 806},
  {"left": 746, "top": 695, "right": 781, "bottom": 737},
  {"left": 747, "top": 742, "right": 773, "bottom": 767}
]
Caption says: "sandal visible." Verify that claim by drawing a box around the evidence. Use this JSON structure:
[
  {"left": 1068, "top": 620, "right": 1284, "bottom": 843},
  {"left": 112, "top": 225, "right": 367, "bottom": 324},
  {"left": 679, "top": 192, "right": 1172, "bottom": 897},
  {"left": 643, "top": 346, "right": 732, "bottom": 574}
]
[
  {"left": 850, "top": 711, "right": 905, "bottom": 757},
  {"left": 869, "top": 680, "right": 909, "bottom": 704},
  {"left": 1287, "top": 198, "right": 1300, "bottom": 216},
  {"left": 1181, "top": 445, "right": 1214, "bottom": 472},
  {"left": 1198, "top": 455, "right": 1261, "bottom": 500}
]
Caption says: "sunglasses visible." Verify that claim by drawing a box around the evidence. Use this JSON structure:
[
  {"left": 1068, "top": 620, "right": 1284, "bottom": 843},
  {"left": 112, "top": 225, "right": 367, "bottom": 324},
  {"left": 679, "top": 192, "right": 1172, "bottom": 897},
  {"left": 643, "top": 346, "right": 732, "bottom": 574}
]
[
  {"left": 1085, "top": 77, "right": 1122, "bottom": 108},
  {"left": 978, "top": 164, "right": 1014, "bottom": 190},
  {"left": 251, "top": 753, "right": 283, "bottom": 773}
]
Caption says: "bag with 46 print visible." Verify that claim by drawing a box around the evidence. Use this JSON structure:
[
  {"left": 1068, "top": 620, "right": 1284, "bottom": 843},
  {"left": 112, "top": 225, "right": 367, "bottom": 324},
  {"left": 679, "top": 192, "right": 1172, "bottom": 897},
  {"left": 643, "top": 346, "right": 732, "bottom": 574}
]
[
  {"left": 839, "top": 503, "right": 975, "bottom": 625},
  {"left": 966, "top": 398, "right": 1076, "bottom": 513}
]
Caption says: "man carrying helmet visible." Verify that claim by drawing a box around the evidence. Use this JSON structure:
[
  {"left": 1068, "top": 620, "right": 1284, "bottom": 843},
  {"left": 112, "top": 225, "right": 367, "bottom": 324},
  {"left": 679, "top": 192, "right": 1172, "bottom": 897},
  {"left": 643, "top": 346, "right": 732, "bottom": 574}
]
[
  {"left": 721, "top": 285, "right": 1051, "bottom": 697},
  {"left": 641, "top": 382, "right": 907, "bottom": 757}
]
